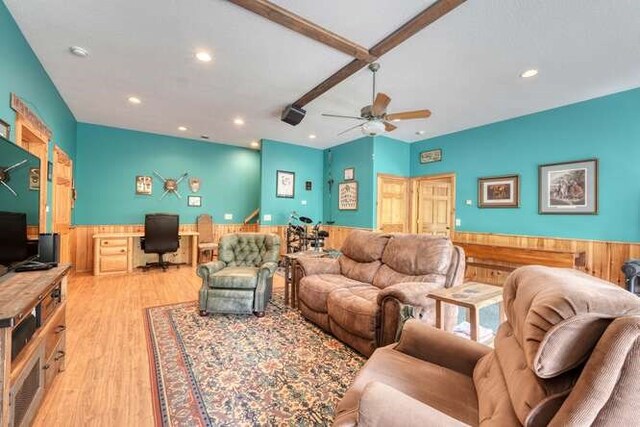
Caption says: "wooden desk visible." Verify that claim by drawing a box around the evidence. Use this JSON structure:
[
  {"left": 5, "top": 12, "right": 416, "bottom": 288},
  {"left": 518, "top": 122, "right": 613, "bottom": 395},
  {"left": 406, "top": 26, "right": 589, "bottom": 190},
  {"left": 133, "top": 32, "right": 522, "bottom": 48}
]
[
  {"left": 92, "top": 231, "right": 199, "bottom": 276},
  {"left": 427, "top": 282, "right": 504, "bottom": 342}
]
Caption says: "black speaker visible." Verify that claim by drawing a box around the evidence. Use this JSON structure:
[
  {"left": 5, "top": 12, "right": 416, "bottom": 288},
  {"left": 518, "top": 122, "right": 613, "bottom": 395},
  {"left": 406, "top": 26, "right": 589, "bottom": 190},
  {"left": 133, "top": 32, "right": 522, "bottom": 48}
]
[
  {"left": 38, "top": 233, "right": 60, "bottom": 263},
  {"left": 281, "top": 104, "right": 306, "bottom": 126}
]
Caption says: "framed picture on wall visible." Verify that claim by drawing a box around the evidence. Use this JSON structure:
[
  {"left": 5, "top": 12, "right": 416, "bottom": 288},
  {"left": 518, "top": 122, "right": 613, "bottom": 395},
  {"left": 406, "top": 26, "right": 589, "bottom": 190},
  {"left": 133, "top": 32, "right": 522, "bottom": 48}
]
[
  {"left": 478, "top": 175, "right": 520, "bottom": 208},
  {"left": 0, "top": 119, "right": 10, "bottom": 140},
  {"left": 135, "top": 175, "right": 153, "bottom": 195},
  {"left": 420, "top": 148, "right": 442, "bottom": 164},
  {"left": 344, "top": 167, "right": 355, "bottom": 181},
  {"left": 187, "top": 195, "right": 202, "bottom": 207},
  {"left": 47, "top": 161, "right": 53, "bottom": 182},
  {"left": 276, "top": 170, "right": 295, "bottom": 198},
  {"left": 539, "top": 159, "right": 598, "bottom": 214},
  {"left": 28, "top": 168, "right": 40, "bottom": 191},
  {"left": 338, "top": 181, "right": 358, "bottom": 210}
]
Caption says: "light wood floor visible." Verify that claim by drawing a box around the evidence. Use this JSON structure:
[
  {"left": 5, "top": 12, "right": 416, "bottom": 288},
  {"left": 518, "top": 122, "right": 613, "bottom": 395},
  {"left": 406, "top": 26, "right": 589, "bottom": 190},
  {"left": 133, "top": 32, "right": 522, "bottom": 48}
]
[{"left": 33, "top": 268, "right": 284, "bottom": 426}]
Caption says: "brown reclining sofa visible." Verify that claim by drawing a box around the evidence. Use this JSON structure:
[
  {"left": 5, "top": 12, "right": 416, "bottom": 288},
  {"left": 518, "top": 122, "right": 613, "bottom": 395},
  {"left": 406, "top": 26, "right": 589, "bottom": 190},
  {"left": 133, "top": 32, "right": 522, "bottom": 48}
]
[{"left": 297, "top": 230, "right": 465, "bottom": 356}]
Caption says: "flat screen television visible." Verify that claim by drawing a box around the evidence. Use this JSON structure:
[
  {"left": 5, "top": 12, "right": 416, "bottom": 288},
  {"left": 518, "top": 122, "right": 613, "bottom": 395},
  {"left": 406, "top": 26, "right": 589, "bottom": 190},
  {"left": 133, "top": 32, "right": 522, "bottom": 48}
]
[{"left": 0, "top": 134, "right": 40, "bottom": 275}]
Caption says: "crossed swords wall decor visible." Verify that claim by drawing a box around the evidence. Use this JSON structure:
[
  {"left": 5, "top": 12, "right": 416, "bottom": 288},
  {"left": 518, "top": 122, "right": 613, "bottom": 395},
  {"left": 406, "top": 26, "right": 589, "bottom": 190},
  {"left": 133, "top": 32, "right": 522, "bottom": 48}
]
[
  {"left": 0, "top": 159, "right": 28, "bottom": 197},
  {"left": 153, "top": 170, "right": 189, "bottom": 199}
]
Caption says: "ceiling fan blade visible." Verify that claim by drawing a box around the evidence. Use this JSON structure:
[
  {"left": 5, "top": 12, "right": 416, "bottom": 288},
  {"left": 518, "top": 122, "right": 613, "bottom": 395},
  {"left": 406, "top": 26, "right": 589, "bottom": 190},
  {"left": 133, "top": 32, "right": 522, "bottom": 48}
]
[
  {"left": 322, "top": 113, "right": 367, "bottom": 120},
  {"left": 384, "top": 121, "right": 397, "bottom": 132},
  {"left": 372, "top": 93, "right": 391, "bottom": 116},
  {"left": 386, "top": 110, "right": 431, "bottom": 121},
  {"left": 337, "top": 123, "right": 363, "bottom": 136}
]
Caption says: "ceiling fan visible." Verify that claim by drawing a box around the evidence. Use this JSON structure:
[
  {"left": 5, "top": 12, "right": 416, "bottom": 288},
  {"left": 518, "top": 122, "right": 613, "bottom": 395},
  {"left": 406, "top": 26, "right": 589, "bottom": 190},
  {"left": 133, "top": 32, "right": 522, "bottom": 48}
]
[{"left": 322, "top": 63, "right": 431, "bottom": 136}]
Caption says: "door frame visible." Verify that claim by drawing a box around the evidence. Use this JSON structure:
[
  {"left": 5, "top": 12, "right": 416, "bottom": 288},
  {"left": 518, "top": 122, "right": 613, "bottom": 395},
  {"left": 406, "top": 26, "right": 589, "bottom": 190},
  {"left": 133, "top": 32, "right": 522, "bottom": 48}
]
[
  {"left": 52, "top": 145, "right": 74, "bottom": 264},
  {"left": 410, "top": 172, "right": 457, "bottom": 235},
  {"left": 375, "top": 173, "right": 410, "bottom": 232}
]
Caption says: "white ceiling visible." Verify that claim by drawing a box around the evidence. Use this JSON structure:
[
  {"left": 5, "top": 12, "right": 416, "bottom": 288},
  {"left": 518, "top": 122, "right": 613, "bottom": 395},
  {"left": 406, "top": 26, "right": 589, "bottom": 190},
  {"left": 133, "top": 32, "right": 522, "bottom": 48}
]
[{"left": 6, "top": 0, "right": 640, "bottom": 149}]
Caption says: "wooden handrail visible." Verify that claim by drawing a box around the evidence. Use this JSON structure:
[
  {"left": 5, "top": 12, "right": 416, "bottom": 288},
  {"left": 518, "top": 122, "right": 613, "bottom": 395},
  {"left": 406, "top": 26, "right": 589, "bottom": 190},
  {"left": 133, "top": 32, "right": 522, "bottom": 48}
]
[{"left": 244, "top": 209, "right": 259, "bottom": 225}]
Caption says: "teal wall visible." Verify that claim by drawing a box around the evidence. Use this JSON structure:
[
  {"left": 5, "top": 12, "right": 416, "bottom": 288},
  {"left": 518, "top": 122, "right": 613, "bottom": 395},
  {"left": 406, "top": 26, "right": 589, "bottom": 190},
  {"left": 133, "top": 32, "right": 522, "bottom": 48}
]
[
  {"left": 75, "top": 123, "right": 260, "bottom": 225},
  {"left": 0, "top": 2, "right": 77, "bottom": 229},
  {"left": 324, "top": 137, "right": 374, "bottom": 228},
  {"left": 260, "top": 140, "right": 323, "bottom": 225},
  {"left": 411, "top": 88, "right": 640, "bottom": 242}
]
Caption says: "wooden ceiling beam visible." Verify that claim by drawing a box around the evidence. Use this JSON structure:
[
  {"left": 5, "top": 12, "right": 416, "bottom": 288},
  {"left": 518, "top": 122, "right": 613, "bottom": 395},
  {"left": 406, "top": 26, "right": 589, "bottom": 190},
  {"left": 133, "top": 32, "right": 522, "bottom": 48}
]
[
  {"left": 227, "top": 0, "right": 376, "bottom": 62},
  {"left": 291, "top": 0, "right": 467, "bottom": 108}
]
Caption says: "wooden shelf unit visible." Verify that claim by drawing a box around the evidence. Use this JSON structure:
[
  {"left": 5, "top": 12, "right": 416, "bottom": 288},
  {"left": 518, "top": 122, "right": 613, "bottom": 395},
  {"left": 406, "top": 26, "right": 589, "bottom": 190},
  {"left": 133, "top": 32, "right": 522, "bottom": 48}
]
[{"left": 0, "top": 265, "right": 70, "bottom": 427}]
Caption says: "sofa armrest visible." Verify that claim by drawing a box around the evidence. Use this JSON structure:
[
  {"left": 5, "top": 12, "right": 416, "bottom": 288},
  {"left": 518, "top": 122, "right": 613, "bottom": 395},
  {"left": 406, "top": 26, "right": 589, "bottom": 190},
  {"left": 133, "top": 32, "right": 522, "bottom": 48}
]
[
  {"left": 376, "top": 281, "right": 445, "bottom": 306},
  {"left": 394, "top": 320, "right": 490, "bottom": 377},
  {"left": 297, "top": 257, "right": 340, "bottom": 276},
  {"left": 357, "top": 382, "right": 469, "bottom": 427},
  {"left": 258, "top": 261, "right": 278, "bottom": 278},
  {"left": 197, "top": 261, "right": 226, "bottom": 281}
]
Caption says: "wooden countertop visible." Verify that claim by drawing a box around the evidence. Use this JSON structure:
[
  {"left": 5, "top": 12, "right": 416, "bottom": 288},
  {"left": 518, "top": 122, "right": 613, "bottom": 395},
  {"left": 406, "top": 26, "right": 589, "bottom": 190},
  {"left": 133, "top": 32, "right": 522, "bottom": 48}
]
[
  {"left": 93, "top": 231, "right": 199, "bottom": 238},
  {"left": 0, "top": 264, "right": 71, "bottom": 327}
]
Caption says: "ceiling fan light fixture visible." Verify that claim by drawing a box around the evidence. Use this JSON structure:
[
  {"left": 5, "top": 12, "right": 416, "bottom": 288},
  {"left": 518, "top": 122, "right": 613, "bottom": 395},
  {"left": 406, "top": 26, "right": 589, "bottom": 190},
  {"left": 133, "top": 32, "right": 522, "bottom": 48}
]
[{"left": 361, "top": 120, "right": 386, "bottom": 136}]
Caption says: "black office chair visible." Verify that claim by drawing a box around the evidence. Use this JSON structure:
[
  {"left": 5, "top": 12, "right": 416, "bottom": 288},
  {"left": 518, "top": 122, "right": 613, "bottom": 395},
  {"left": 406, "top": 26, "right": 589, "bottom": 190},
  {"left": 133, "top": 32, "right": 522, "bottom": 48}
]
[{"left": 140, "top": 213, "right": 180, "bottom": 271}]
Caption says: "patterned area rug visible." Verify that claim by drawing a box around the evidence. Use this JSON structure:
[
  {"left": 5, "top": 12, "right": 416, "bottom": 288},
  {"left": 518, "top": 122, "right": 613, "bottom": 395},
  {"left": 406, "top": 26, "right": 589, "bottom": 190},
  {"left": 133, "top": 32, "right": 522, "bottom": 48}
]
[{"left": 145, "top": 295, "right": 365, "bottom": 426}]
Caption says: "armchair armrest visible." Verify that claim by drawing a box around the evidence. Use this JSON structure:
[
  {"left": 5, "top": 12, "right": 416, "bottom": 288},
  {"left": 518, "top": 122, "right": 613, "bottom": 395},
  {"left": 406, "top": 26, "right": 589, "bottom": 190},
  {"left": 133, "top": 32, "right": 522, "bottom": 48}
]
[
  {"left": 258, "top": 261, "right": 278, "bottom": 278},
  {"left": 296, "top": 257, "right": 340, "bottom": 276},
  {"left": 197, "top": 261, "right": 226, "bottom": 280},
  {"left": 394, "top": 320, "right": 490, "bottom": 377},
  {"left": 358, "top": 382, "right": 469, "bottom": 427},
  {"left": 376, "top": 281, "right": 445, "bottom": 306}
]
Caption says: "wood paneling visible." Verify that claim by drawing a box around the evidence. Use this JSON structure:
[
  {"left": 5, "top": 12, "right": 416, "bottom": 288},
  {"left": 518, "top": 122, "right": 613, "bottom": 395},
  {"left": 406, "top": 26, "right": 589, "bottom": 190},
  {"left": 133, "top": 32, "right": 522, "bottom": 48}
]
[
  {"left": 258, "top": 225, "right": 372, "bottom": 256},
  {"left": 72, "top": 223, "right": 258, "bottom": 273}
]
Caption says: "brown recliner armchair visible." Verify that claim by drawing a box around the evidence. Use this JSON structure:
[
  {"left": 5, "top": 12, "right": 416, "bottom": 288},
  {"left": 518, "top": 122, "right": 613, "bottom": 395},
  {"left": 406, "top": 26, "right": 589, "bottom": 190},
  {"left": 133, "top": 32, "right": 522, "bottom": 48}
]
[
  {"left": 297, "top": 230, "right": 465, "bottom": 356},
  {"left": 333, "top": 265, "right": 640, "bottom": 426}
]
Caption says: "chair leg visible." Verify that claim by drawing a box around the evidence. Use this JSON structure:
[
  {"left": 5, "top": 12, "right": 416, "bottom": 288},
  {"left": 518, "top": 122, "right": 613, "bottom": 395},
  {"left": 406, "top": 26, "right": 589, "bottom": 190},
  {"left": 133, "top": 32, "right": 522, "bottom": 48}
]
[
  {"left": 254, "top": 311, "right": 265, "bottom": 318},
  {"left": 199, "top": 310, "right": 208, "bottom": 316}
]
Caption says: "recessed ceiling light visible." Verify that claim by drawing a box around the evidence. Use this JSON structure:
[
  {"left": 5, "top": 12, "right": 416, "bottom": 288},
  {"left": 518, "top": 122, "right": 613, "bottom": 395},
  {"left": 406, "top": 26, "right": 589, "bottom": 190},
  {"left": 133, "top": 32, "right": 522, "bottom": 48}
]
[
  {"left": 128, "top": 96, "right": 142, "bottom": 104},
  {"left": 415, "top": 130, "right": 426, "bottom": 135},
  {"left": 233, "top": 118, "right": 245, "bottom": 126},
  {"left": 69, "top": 46, "right": 89, "bottom": 57},
  {"left": 195, "top": 51, "right": 212, "bottom": 62},
  {"left": 201, "top": 135, "right": 209, "bottom": 140},
  {"left": 309, "top": 134, "right": 317, "bottom": 139},
  {"left": 178, "top": 126, "right": 187, "bottom": 131},
  {"left": 520, "top": 69, "right": 539, "bottom": 78},
  {"left": 250, "top": 141, "right": 260, "bottom": 148}
]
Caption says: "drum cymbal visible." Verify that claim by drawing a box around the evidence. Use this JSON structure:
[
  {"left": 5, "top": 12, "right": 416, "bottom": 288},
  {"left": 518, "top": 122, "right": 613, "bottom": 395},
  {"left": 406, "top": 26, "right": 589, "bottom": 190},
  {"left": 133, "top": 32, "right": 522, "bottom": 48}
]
[{"left": 299, "top": 216, "right": 313, "bottom": 224}]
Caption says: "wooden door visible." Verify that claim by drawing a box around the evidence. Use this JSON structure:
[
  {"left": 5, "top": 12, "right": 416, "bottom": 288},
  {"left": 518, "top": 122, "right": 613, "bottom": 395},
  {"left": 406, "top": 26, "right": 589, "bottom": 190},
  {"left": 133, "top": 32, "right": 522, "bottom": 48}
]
[
  {"left": 376, "top": 174, "right": 409, "bottom": 232},
  {"left": 16, "top": 120, "right": 48, "bottom": 233},
  {"left": 52, "top": 146, "right": 73, "bottom": 263},
  {"left": 413, "top": 174, "right": 455, "bottom": 237}
]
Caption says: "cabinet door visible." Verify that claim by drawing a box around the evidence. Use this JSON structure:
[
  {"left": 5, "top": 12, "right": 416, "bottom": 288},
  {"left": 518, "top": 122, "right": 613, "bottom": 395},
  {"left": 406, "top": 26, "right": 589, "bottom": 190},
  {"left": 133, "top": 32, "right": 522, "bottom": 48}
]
[
  {"left": 100, "top": 255, "right": 128, "bottom": 273},
  {"left": 10, "top": 344, "right": 45, "bottom": 427}
]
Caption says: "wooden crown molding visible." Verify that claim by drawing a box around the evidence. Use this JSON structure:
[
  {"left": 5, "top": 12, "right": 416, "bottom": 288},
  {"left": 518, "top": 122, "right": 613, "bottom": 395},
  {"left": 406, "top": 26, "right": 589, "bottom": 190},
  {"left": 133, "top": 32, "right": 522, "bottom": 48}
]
[{"left": 10, "top": 93, "right": 52, "bottom": 140}]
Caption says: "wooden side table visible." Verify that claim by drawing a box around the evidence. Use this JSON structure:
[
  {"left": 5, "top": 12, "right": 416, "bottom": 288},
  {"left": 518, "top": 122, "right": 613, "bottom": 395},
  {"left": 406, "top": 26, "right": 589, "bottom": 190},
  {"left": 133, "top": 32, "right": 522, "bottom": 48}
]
[
  {"left": 427, "top": 282, "right": 505, "bottom": 342},
  {"left": 283, "top": 250, "right": 328, "bottom": 307}
]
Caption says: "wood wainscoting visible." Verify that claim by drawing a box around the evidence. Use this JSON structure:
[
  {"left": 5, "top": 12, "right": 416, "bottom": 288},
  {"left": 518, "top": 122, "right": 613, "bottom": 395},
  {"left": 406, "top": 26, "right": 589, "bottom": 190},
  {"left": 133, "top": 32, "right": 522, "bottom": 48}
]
[
  {"left": 259, "top": 225, "right": 372, "bottom": 256},
  {"left": 72, "top": 223, "right": 258, "bottom": 273}
]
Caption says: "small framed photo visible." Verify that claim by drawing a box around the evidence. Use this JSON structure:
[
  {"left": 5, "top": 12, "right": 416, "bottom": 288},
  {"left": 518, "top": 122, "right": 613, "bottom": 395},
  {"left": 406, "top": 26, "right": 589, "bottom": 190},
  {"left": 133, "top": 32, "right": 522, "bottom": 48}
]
[
  {"left": 28, "top": 168, "right": 40, "bottom": 191},
  {"left": 420, "top": 148, "right": 442, "bottom": 164},
  {"left": 47, "top": 161, "right": 53, "bottom": 182},
  {"left": 135, "top": 175, "right": 153, "bottom": 195},
  {"left": 187, "top": 195, "right": 202, "bottom": 207},
  {"left": 539, "top": 159, "right": 598, "bottom": 215},
  {"left": 478, "top": 175, "right": 520, "bottom": 208},
  {"left": 344, "top": 167, "right": 355, "bottom": 181},
  {"left": 0, "top": 119, "right": 9, "bottom": 140},
  {"left": 338, "top": 181, "right": 358, "bottom": 210},
  {"left": 276, "top": 170, "right": 295, "bottom": 198}
]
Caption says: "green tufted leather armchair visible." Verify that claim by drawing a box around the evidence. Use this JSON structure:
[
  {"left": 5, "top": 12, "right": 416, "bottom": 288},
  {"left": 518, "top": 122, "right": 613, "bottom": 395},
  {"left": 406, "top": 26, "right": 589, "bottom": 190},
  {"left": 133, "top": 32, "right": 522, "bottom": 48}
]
[{"left": 197, "top": 233, "right": 280, "bottom": 317}]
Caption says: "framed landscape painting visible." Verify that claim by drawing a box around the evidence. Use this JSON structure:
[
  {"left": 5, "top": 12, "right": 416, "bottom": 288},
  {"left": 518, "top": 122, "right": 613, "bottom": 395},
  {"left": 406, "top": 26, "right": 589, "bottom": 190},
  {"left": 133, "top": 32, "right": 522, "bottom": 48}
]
[
  {"left": 539, "top": 159, "right": 598, "bottom": 214},
  {"left": 478, "top": 175, "right": 520, "bottom": 208}
]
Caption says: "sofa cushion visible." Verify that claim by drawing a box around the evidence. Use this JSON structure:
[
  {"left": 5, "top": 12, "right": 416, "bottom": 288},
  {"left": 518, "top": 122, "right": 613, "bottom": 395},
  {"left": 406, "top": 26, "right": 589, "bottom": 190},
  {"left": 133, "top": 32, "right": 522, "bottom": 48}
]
[
  {"left": 339, "top": 256, "right": 382, "bottom": 283},
  {"left": 473, "top": 351, "right": 522, "bottom": 426},
  {"left": 328, "top": 286, "right": 380, "bottom": 340},
  {"left": 504, "top": 266, "right": 640, "bottom": 378},
  {"left": 210, "top": 267, "right": 259, "bottom": 289},
  {"left": 335, "top": 346, "right": 479, "bottom": 426},
  {"left": 341, "top": 230, "right": 390, "bottom": 263},
  {"left": 373, "top": 264, "right": 447, "bottom": 289},
  {"left": 298, "top": 274, "right": 369, "bottom": 313}
]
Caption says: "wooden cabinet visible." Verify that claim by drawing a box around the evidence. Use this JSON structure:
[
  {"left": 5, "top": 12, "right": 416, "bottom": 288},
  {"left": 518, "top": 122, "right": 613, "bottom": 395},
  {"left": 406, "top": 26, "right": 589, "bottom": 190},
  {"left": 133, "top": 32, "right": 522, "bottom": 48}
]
[{"left": 0, "top": 266, "right": 70, "bottom": 427}]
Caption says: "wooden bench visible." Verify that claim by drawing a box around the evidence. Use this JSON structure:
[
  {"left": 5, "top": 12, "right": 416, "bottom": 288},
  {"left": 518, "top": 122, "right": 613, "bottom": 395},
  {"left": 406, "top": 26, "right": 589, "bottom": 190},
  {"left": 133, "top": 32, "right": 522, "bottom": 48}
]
[{"left": 454, "top": 242, "right": 586, "bottom": 284}]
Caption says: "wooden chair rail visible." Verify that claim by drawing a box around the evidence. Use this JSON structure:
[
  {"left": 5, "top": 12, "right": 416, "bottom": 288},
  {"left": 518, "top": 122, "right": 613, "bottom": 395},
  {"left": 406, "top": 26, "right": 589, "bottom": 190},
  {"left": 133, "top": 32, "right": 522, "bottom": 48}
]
[{"left": 454, "top": 242, "right": 586, "bottom": 272}]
